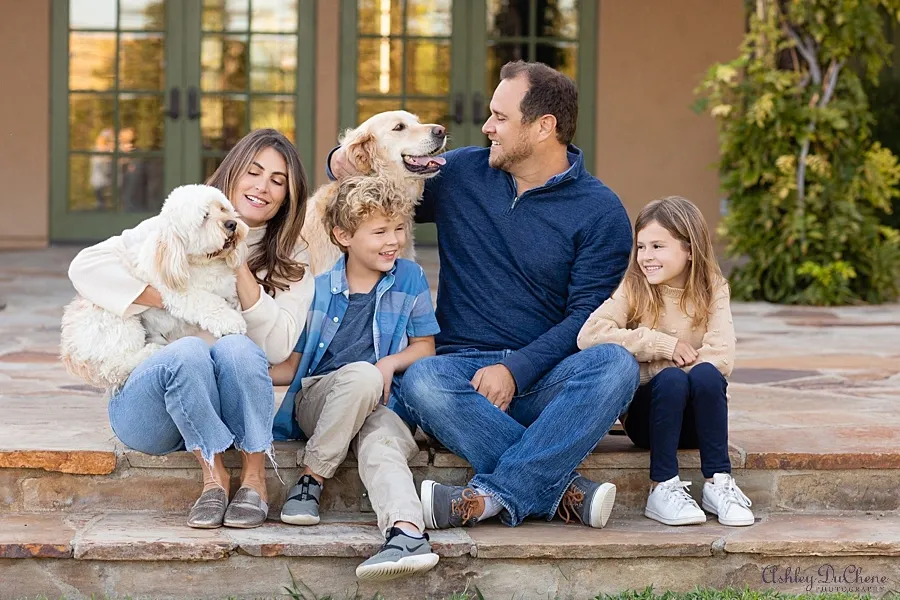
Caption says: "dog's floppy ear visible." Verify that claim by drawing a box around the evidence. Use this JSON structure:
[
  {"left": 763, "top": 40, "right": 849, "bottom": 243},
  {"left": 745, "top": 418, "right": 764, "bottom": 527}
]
[
  {"left": 344, "top": 132, "right": 377, "bottom": 175},
  {"left": 154, "top": 227, "right": 190, "bottom": 291}
]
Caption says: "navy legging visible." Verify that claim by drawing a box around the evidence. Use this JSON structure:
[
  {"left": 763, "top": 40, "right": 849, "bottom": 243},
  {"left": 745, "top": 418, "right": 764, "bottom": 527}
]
[{"left": 622, "top": 362, "right": 731, "bottom": 481}]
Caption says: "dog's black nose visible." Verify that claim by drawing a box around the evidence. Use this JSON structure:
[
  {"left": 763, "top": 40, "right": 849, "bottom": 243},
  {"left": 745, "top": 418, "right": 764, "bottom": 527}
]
[
  {"left": 432, "top": 125, "right": 446, "bottom": 139},
  {"left": 224, "top": 220, "right": 237, "bottom": 232}
]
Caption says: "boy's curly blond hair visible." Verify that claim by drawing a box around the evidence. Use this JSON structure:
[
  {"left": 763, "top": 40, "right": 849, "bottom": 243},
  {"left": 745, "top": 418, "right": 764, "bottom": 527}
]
[{"left": 324, "top": 176, "right": 416, "bottom": 251}]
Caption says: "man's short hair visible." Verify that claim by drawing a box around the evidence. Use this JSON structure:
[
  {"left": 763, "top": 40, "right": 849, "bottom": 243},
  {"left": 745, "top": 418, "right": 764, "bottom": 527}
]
[
  {"left": 324, "top": 176, "right": 414, "bottom": 250},
  {"left": 499, "top": 60, "right": 578, "bottom": 145}
]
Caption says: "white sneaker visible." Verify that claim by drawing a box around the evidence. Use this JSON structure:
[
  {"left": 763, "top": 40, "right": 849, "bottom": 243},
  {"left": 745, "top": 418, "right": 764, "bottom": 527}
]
[
  {"left": 702, "top": 473, "right": 754, "bottom": 526},
  {"left": 644, "top": 476, "right": 706, "bottom": 526}
]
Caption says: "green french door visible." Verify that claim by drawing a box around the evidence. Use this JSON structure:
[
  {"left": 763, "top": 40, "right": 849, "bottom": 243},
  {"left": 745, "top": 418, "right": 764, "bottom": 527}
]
[
  {"left": 51, "top": 0, "right": 315, "bottom": 242},
  {"left": 339, "top": 0, "right": 596, "bottom": 158}
]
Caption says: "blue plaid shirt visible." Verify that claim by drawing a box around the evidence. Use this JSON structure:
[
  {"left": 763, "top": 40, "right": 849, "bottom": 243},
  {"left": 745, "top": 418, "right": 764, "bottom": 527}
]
[{"left": 272, "top": 255, "right": 440, "bottom": 440}]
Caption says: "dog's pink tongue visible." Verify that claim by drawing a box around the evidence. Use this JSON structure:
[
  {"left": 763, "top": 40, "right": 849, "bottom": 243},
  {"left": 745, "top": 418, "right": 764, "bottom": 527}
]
[{"left": 408, "top": 156, "right": 446, "bottom": 167}]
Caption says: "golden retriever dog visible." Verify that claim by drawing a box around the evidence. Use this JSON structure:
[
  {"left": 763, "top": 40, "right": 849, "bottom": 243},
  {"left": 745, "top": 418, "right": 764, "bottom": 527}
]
[
  {"left": 302, "top": 110, "right": 447, "bottom": 274},
  {"left": 60, "top": 184, "right": 250, "bottom": 390}
]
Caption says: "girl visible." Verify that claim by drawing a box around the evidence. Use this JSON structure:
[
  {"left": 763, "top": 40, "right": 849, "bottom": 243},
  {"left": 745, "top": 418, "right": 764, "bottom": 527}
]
[
  {"left": 68, "top": 129, "right": 314, "bottom": 529},
  {"left": 577, "top": 196, "right": 752, "bottom": 527}
]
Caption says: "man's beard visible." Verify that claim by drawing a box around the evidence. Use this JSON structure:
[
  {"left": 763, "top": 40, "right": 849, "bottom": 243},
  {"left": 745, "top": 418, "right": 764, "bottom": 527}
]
[{"left": 489, "top": 132, "right": 534, "bottom": 171}]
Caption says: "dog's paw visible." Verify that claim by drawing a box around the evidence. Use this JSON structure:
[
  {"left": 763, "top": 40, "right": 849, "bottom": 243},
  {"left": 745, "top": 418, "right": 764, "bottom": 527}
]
[{"left": 206, "top": 308, "right": 247, "bottom": 338}]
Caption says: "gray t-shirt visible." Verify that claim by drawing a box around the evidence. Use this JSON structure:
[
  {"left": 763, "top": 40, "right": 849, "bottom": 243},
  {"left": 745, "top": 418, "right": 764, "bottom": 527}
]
[{"left": 311, "top": 284, "right": 378, "bottom": 376}]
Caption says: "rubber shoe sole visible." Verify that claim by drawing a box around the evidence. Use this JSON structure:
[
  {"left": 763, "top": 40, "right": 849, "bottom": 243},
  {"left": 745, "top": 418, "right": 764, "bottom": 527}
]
[
  {"left": 421, "top": 480, "right": 440, "bottom": 529},
  {"left": 589, "top": 482, "right": 617, "bottom": 528},
  {"left": 355, "top": 552, "right": 440, "bottom": 581},
  {"left": 702, "top": 499, "right": 754, "bottom": 526},
  {"left": 644, "top": 507, "right": 707, "bottom": 526},
  {"left": 280, "top": 512, "right": 321, "bottom": 526}
]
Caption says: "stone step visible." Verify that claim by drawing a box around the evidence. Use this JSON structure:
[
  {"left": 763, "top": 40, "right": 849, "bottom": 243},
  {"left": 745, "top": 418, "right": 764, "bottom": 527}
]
[
  {"left": 3, "top": 434, "right": 900, "bottom": 518},
  {"left": 3, "top": 511, "right": 900, "bottom": 599}
]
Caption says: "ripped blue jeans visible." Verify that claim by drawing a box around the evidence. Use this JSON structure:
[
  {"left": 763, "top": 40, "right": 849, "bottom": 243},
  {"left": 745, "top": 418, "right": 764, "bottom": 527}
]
[{"left": 108, "top": 335, "right": 275, "bottom": 462}]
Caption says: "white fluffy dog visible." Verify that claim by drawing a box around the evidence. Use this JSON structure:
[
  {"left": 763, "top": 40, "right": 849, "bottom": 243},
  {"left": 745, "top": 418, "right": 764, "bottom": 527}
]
[
  {"left": 302, "top": 110, "right": 447, "bottom": 275},
  {"left": 60, "top": 184, "right": 250, "bottom": 390}
]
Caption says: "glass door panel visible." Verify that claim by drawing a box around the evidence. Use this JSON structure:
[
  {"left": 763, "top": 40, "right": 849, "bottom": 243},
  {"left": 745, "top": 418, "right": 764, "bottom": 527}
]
[
  {"left": 189, "top": 0, "right": 301, "bottom": 182},
  {"left": 51, "top": 0, "right": 179, "bottom": 241}
]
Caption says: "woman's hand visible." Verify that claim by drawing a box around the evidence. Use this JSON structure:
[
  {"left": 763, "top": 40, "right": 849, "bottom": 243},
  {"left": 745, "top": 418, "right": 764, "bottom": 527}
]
[
  {"left": 330, "top": 147, "right": 362, "bottom": 179},
  {"left": 134, "top": 285, "right": 164, "bottom": 309},
  {"left": 234, "top": 261, "right": 261, "bottom": 310},
  {"left": 672, "top": 340, "right": 699, "bottom": 367}
]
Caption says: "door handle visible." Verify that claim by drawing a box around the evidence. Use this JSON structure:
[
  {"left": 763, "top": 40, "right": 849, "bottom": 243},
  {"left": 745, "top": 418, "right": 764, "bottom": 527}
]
[
  {"left": 187, "top": 87, "right": 201, "bottom": 120},
  {"left": 166, "top": 87, "right": 181, "bottom": 119},
  {"left": 472, "top": 92, "right": 484, "bottom": 125},
  {"left": 452, "top": 92, "right": 464, "bottom": 124}
]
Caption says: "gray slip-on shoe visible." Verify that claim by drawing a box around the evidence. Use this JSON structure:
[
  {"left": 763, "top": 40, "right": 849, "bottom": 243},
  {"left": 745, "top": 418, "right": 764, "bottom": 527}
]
[
  {"left": 355, "top": 527, "right": 439, "bottom": 581},
  {"left": 187, "top": 487, "right": 228, "bottom": 529},
  {"left": 223, "top": 486, "right": 269, "bottom": 529},
  {"left": 280, "top": 474, "right": 322, "bottom": 525}
]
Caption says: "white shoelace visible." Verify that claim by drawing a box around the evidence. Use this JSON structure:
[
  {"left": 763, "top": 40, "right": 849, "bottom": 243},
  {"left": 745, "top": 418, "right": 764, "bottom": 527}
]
[
  {"left": 714, "top": 475, "right": 752, "bottom": 510},
  {"left": 658, "top": 479, "right": 696, "bottom": 508}
]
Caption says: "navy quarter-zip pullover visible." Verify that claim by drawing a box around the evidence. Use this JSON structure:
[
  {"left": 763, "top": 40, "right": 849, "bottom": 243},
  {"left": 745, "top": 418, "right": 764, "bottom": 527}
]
[{"left": 415, "top": 145, "right": 632, "bottom": 391}]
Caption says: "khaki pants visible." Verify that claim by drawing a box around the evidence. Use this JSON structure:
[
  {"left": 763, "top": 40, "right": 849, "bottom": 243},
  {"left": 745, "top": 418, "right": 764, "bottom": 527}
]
[{"left": 294, "top": 361, "right": 424, "bottom": 533}]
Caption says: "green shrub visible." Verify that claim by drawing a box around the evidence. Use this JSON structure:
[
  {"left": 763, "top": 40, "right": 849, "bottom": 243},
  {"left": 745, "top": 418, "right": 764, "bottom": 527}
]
[{"left": 696, "top": 0, "right": 900, "bottom": 305}]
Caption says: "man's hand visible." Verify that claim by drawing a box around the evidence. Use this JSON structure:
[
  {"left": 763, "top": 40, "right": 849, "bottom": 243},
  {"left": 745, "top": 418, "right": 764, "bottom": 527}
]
[
  {"left": 374, "top": 357, "right": 398, "bottom": 407},
  {"left": 330, "top": 147, "right": 362, "bottom": 179},
  {"left": 672, "top": 340, "right": 699, "bottom": 367},
  {"left": 471, "top": 364, "right": 517, "bottom": 412}
]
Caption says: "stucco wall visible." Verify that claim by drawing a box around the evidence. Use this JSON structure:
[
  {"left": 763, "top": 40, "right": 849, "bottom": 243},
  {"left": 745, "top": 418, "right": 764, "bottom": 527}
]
[
  {"left": 0, "top": 0, "right": 50, "bottom": 248},
  {"left": 595, "top": 0, "right": 745, "bottom": 235}
]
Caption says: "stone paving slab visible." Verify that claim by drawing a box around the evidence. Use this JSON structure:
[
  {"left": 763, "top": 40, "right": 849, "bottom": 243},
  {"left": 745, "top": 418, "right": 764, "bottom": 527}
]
[
  {"left": 0, "top": 513, "right": 74, "bottom": 558},
  {"left": 2, "top": 247, "right": 900, "bottom": 474}
]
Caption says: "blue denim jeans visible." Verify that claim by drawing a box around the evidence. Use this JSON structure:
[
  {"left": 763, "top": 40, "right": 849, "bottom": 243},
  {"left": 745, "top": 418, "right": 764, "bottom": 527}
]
[
  {"left": 108, "top": 335, "right": 275, "bottom": 463},
  {"left": 396, "top": 343, "right": 640, "bottom": 526},
  {"left": 622, "top": 363, "right": 731, "bottom": 481}
]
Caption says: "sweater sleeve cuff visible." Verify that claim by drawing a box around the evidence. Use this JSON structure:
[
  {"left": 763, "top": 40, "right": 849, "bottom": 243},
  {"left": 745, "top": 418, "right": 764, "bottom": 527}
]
[
  {"left": 500, "top": 351, "right": 538, "bottom": 394},
  {"left": 653, "top": 333, "right": 679, "bottom": 361},
  {"left": 240, "top": 284, "right": 270, "bottom": 321},
  {"left": 325, "top": 145, "right": 339, "bottom": 181}
]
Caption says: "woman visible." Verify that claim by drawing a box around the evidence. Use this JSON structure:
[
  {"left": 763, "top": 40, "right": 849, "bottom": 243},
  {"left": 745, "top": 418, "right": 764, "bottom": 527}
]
[{"left": 67, "top": 129, "right": 314, "bottom": 529}]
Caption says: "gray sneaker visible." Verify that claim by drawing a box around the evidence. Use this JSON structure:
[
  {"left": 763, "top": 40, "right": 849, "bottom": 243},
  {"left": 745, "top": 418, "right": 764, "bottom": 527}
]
[
  {"left": 421, "top": 480, "right": 487, "bottom": 529},
  {"left": 281, "top": 474, "right": 322, "bottom": 525},
  {"left": 557, "top": 476, "right": 616, "bottom": 528},
  {"left": 355, "top": 527, "right": 439, "bottom": 581}
]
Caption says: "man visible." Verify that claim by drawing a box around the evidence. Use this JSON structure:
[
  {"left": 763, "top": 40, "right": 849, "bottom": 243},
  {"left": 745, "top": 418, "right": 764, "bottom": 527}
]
[{"left": 328, "top": 61, "right": 638, "bottom": 529}]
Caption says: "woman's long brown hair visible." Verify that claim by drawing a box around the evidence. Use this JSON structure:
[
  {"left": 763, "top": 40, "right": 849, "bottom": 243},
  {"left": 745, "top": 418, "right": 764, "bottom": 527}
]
[
  {"left": 623, "top": 196, "right": 723, "bottom": 329},
  {"left": 205, "top": 129, "right": 309, "bottom": 296}
]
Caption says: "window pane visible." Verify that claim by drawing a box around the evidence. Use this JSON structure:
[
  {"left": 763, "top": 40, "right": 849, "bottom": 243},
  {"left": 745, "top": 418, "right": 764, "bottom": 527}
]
[
  {"left": 406, "top": 40, "right": 450, "bottom": 96},
  {"left": 69, "top": 94, "right": 115, "bottom": 151},
  {"left": 358, "top": 0, "right": 403, "bottom": 36},
  {"left": 251, "top": 96, "right": 295, "bottom": 141},
  {"left": 536, "top": 42, "right": 577, "bottom": 81},
  {"left": 202, "top": 95, "right": 249, "bottom": 151},
  {"left": 119, "top": 0, "right": 166, "bottom": 30},
  {"left": 69, "top": 33, "right": 116, "bottom": 91},
  {"left": 404, "top": 99, "right": 448, "bottom": 128},
  {"left": 119, "top": 33, "right": 165, "bottom": 90},
  {"left": 70, "top": 0, "right": 117, "bottom": 29},
  {"left": 202, "top": 35, "right": 249, "bottom": 92},
  {"left": 539, "top": 0, "right": 577, "bottom": 39},
  {"left": 407, "top": 0, "right": 451, "bottom": 36},
  {"left": 119, "top": 94, "right": 164, "bottom": 150},
  {"left": 357, "top": 38, "right": 403, "bottom": 95},
  {"left": 486, "top": 42, "right": 527, "bottom": 95},
  {"left": 119, "top": 155, "right": 164, "bottom": 213},
  {"left": 251, "top": 0, "right": 298, "bottom": 33},
  {"left": 487, "top": 0, "right": 531, "bottom": 37},
  {"left": 357, "top": 98, "right": 400, "bottom": 123},
  {"left": 70, "top": 154, "right": 113, "bottom": 211},
  {"left": 249, "top": 35, "right": 297, "bottom": 93},
  {"left": 203, "top": 0, "right": 250, "bottom": 31}
]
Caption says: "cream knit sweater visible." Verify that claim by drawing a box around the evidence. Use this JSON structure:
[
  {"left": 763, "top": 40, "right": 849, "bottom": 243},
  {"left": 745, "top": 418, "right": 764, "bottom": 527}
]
[
  {"left": 67, "top": 222, "right": 314, "bottom": 365},
  {"left": 576, "top": 278, "right": 735, "bottom": 385}
]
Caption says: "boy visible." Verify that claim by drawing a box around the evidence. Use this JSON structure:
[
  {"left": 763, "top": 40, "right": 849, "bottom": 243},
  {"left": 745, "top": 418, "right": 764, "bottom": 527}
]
[{"left": 269, "top": 176, "right": 440, "bottom": 581}]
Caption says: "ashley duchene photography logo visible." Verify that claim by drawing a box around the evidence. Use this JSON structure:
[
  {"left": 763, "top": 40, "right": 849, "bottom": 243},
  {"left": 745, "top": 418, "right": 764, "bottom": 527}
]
[{"left": 762, "top": 564, "right": 891, "bottom": 594}]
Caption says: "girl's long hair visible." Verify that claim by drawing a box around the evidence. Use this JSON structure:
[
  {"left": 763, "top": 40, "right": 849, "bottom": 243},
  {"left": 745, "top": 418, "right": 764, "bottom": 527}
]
[
  {"left": 622, "top": 196, "right": 723, "bottom": 328},
  {"left": 206, "top": 128, "right": 309, "bottom": 296}
]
